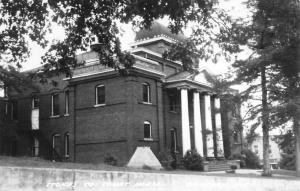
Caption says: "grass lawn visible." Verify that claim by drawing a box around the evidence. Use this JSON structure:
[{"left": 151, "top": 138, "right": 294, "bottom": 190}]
[
  {"left": 0, "top": 155, "right": 126, "bottom": 171},
  {"left": 0, "top": 155, "right": 298, "bottom": 180}
]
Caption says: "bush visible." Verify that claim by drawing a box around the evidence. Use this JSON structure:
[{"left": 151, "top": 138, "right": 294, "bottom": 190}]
[
  {"left": 230, "top": 165, "right": 237, "bottom": 170},
  {"left": 229, "top": 153, "right": 246, "bottom": 168},
  {"left": 242, "top": 149, "right": 260, "bottom": 169},
  {"left": 182, "top": 150, "right": 204, "bottom": 171},
  {"left": 158, "top": 150, "right": 176, "bottom": 170},
  {"left": 142, "top": 164, "right": 154, "bottom": 170},
  {"left": 103, "top": 153, "right": 117, "bottom": 166},
  {"left": 229, "top": 149, "right": 260, "bottom": 169},
  {"left": 279, "top": 153, "right": 295, "bottom": 170}
]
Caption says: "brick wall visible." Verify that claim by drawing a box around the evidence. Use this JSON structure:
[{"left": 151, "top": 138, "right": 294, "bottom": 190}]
[{"left": 72, "top": 74, "right": 163, "bottom": 164}]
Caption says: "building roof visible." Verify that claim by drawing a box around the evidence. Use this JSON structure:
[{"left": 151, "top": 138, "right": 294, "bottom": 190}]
[
  {"left": 135, "top": 21, "right": 186, "bottom": 42},
  {"left": 165, "top": 69, "right": 214, "bottom": 88}
]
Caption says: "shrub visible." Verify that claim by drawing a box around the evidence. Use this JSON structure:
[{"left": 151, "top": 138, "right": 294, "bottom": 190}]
[
  {"left": 229, "top": 149, "right": 260, "bottom": 169},
  {"left": 103, "top": 153, "right": 117, "bottom": 166},
  {"left": 230, "top": 165, "right": 237, "bottom": 170},
  {"left": 158, "top": 150, "right": 176, "bottom": 170},
  {"left": 229, "top": 153, "right": 246, "bottom": 168},
  {"left": 242, "top": 149, "right": 260, "bottom": 169},
  {"left": 279, "top": 153, "right": 295, "bottom": 170},
  {"left": 142, "top": 164, "right": 154, "bottom": 170},
  {"left": 182, "top": 150, "right": 204, "bottom": 171}
]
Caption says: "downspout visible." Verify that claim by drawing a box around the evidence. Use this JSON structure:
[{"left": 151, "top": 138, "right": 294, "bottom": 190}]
[
  {"left": 73, "top": 84, "right": 77, "bottom": 162},
  {"left": 156, "top": 80, "right": 161, "bottom": 151}
]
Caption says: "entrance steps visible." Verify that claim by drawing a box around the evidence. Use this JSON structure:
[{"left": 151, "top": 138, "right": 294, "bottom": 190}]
[{"left": 203, "top": 160, "right": 240, "bottom": 172}]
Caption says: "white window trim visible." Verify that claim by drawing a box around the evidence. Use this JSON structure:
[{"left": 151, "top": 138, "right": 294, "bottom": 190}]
[
  {"left": 33, "top": 138, "right": 39, "bottom": 157},
  {"left": 51, "top": 94, "right": 59, "bottom": 117},
  {"left": 5, "top": 102, "right": 8, "bottom": 115},
  {"left": 95, "top": 85, "right": 105, "bottom": 105},
  {"left": 64, "top": 133, "right": 69, "bottom": 158},
  {"left": 10, "top": 102, "right": 14, "bottom": 120},
  {"left": 142, "top": 83, "right": 151, "bottom": 103},
  {"left": 94, "top": 103, "right": 106, "bottom": 107},
  {"left": 65, "top": 91, "right": 69, "bottom": 115},
  {"left": 52, "top": 134, "right": 60, "bottom": 149},
  {"left": 32, "top": 98, "right": 39, "bottom": 109},
  {"left": 143, "top": 121, "right": 152, "bottom": 140},
  {"left": 4, "top": 86, "right": 8, "bottom": 98},
  {"left": 142, "top": 102, "right": 152, "bottom": 105}
]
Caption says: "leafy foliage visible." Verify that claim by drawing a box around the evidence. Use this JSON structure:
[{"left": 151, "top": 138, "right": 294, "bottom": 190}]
[
  {"left": 279, "top": 153, "right": 295, "bottom": 171},
  {"left": 230, "top": 149, "right": 260, "bottom": 169},
  {"left": 0, "top": 0, "right": 49, "bottom": 67},
  {"left": 0, "top": 0, "right": 217, "bottom": 71},
  {"left": 226, "top": 0, "right": 300, "bottom": 176},
  {"left": 103, "top": 153, "right": 117, "bottom": 166},
  {"left": 245, "top": 130, "right": 260, "bottom": 146},
  {"left": 242, "top": 149, "right": 261, "bottom": 169},
  {"left": 158, "top": 149, "right": 177, "bottom": 170},
  {"left": 182, "top": 149, "right": 204, "bottom": 171},
  {"left": 0, "top": 0, "right": 229, "bottom": 92},
  {"left": 277, "top": 130, "right": 296, "bottom": 170}
]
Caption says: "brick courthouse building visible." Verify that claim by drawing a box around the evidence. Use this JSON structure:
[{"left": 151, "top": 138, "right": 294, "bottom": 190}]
[{"left": 0, "top": 22, "right": 242, "bottom": 164}]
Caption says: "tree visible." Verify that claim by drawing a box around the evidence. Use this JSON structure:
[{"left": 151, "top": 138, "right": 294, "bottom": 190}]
[
  {"left": 277, "top": 130, "right": 296, "bottom": 170},
  {"left": 231, "top": 0, "right": 300, "bottom": 176},
  {"left": 1, "top": 0, "right": 233, "bottom": 91},
  {"left": 0, "top": 0, "right": 217, "bottom": 71}
]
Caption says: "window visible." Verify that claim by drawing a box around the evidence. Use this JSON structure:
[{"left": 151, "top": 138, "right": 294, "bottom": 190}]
[
  {"left": 5, "top": 102, "right": 8, "bottom": 116},
  {"left": 64, "top": 132, "right": 69, "bottom": 158},
  {"left": 169, "top": 95, "right": 176, "bottom": 111},
  {"left": 142, "top": 83, "right": 150, "bottom": 103},
  {"left": 96, "top": 85, "right": 105, "bottom": 105},
  {"left": 32, "top": 98, "right": 39, "bottom": 109},
  {"left": 32, "top": 138, "right": 39, "bottom": 157},
  {"left": 52, "top": 134, "right": 61, "bottom": 161},
  {"left": 170, "top": 128, "right": 178, "bottom": 152},
  {"left": 65, "top": 91, "right": 69, "bottom": 115},
  {"left": 11, "top": 100, "right": 18, "bottom": 120},
  {"left": 51, "top": 94, "right": 59, "bottom": 116},
  {"left": 144, "top": 121, "right": 152, "bottom": 139},
  {"left": 4, "top": 86, "right": 8, "bottom": 98}
]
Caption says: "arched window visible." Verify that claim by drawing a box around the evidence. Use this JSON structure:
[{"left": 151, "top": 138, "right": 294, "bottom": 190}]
[
  {"left": 144, "top": 121, "right": 152, "bottom": 139},
  {"left": 96, "top": 85, "right": 105, "bottom": 105},
  {"left": 142, "top": 83, "right": 150, "bottom": 103},
  {"left": 64, "top": 132, "right": 69, "bottom": 158},
  {"left": 170, "top": 128, "right": 178, "bottom": 152}
]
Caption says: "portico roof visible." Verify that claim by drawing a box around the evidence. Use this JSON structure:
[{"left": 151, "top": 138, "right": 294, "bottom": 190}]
[{"left": 164, "top": 69, "right": 214, "bottom": 91}]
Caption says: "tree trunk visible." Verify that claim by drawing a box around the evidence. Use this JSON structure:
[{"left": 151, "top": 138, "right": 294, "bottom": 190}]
[
  {"left": 295, "top": 96, "right": 300, "bottom": 177},
  {"left": 261, "top": 66, "right": 271, "bottom": 176}
]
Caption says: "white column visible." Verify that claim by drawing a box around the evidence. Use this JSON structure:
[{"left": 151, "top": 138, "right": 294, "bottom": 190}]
[
  {"left": 204, "top": 93, "right": 214, "bottom": 157},
  {"left": 215, "top": 97, "right": 224, "bottom": 157},
  {"left": 181, "top": 88, "right": 191, "bottom": 156},
  {"left": 193, "top": 91, "right": 203, "bottom": 156}
]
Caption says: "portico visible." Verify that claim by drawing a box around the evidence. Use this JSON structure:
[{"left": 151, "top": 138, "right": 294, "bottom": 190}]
[{"left": 164, "top": 70, "right": 225, "bottom": 159}]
